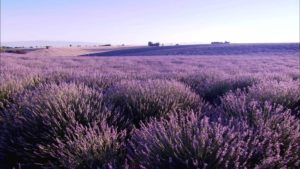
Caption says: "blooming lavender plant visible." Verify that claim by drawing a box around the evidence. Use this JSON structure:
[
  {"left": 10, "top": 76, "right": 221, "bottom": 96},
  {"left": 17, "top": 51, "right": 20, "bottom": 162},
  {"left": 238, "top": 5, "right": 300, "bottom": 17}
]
[
  {"left": 0, "top": 83, "right": 121, "bottom": 168},
  {"left": 218, "top": 90, "right": 300, "bottom": 168},
  {"left": 48, "top": 122, "right": 126, "bottom": 169},
  {"left": 106, "top": 79, "right": 204, "bottom": 129},
  {"left": 181, "top": 72, "right": 257, "bottom": 103},
  {"left": 247, "top": 80, "right": 300, "bottom": 117},
  {"left": 128, "top": 108, "right": 300, "bottom": 169},
  {"left": 127, "top": 111, "right": 252, "bottom": 169}
]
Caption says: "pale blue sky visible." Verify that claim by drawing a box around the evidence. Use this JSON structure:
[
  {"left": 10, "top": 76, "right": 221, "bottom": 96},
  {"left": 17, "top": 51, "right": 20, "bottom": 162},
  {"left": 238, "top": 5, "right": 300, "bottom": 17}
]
[{"left": 1, "top": 0, "right": 299, "bottom": 45}]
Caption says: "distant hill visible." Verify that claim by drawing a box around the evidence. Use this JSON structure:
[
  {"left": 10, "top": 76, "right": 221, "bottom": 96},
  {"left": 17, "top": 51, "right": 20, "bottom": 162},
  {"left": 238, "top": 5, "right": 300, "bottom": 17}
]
[
  {"left": 1, "top": 41, "right": 101, "bottom": 48},
  {"left": 85, "top": 43, "right": 300, "bottom": 56}
]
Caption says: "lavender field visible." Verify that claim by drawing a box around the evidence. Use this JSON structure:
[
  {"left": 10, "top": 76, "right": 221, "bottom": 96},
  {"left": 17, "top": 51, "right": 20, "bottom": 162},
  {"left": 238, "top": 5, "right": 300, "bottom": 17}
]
[{"left": 0, "top": 44, "right": 300, "bottom": 169}]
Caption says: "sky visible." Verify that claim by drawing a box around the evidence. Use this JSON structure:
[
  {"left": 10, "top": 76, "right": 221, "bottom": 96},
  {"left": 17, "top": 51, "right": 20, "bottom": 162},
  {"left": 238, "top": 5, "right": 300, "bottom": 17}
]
[{"left": 1, "top": 0, "right": 299, "bottom": 45}]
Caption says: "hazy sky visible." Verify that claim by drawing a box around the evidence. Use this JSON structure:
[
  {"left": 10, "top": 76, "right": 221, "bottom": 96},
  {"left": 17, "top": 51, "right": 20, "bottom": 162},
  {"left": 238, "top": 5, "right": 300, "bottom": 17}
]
[{"left": 1, "top": 0, "right": 299, "bottom": 44}]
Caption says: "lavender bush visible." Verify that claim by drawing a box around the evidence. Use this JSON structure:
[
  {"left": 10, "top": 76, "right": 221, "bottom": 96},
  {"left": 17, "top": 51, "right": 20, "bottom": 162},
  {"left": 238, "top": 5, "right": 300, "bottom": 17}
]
[
  {"left": 218, "top": 91, "right": 300, "bottom": 168},
  {"left": 181, "top": 72, "right": 257, "bottom": 103},
  {"left": 0, "top": 83, "right": 123, "bottom": 168},
  {"left": 40, "top": 71, "right": 124, "bottom": 91},
  {"left": 127, "top": 112, "right": 250, "bottom": 169},
  {"left": 218, "top": 90, "right": 287, "bottom": 127},
  {"left": 48, "top": 122, "right": 125, "bottom": 169},
  {"left": 128, "top": 108, "right": 300, "bottom": 169},
  {"left": 106, "top": 79, "right": 204, "bottom": 129},
  {"left": 247, "top": 80, "right": 300, "bottom": 117},
  {"left": 0, "top": 75, "right": 42, "bottom": 110}
]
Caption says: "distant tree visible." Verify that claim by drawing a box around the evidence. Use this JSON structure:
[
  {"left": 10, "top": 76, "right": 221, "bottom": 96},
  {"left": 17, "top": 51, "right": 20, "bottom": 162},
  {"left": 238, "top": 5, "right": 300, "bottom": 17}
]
[
  {"left": 148, "top": 41, "right": 153, "bottom": 46},
  {"left": 154, "top": 42, "right": 160, "bottom": 47},
  {"left": 69, "top": 44, "right": 72, "bottom": 47},
  {"left": 46, "top": 46, "right": 51, "bottom": 49},
  {"left": 148, "top": 41, "right": 160, "bottom": 47}
]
